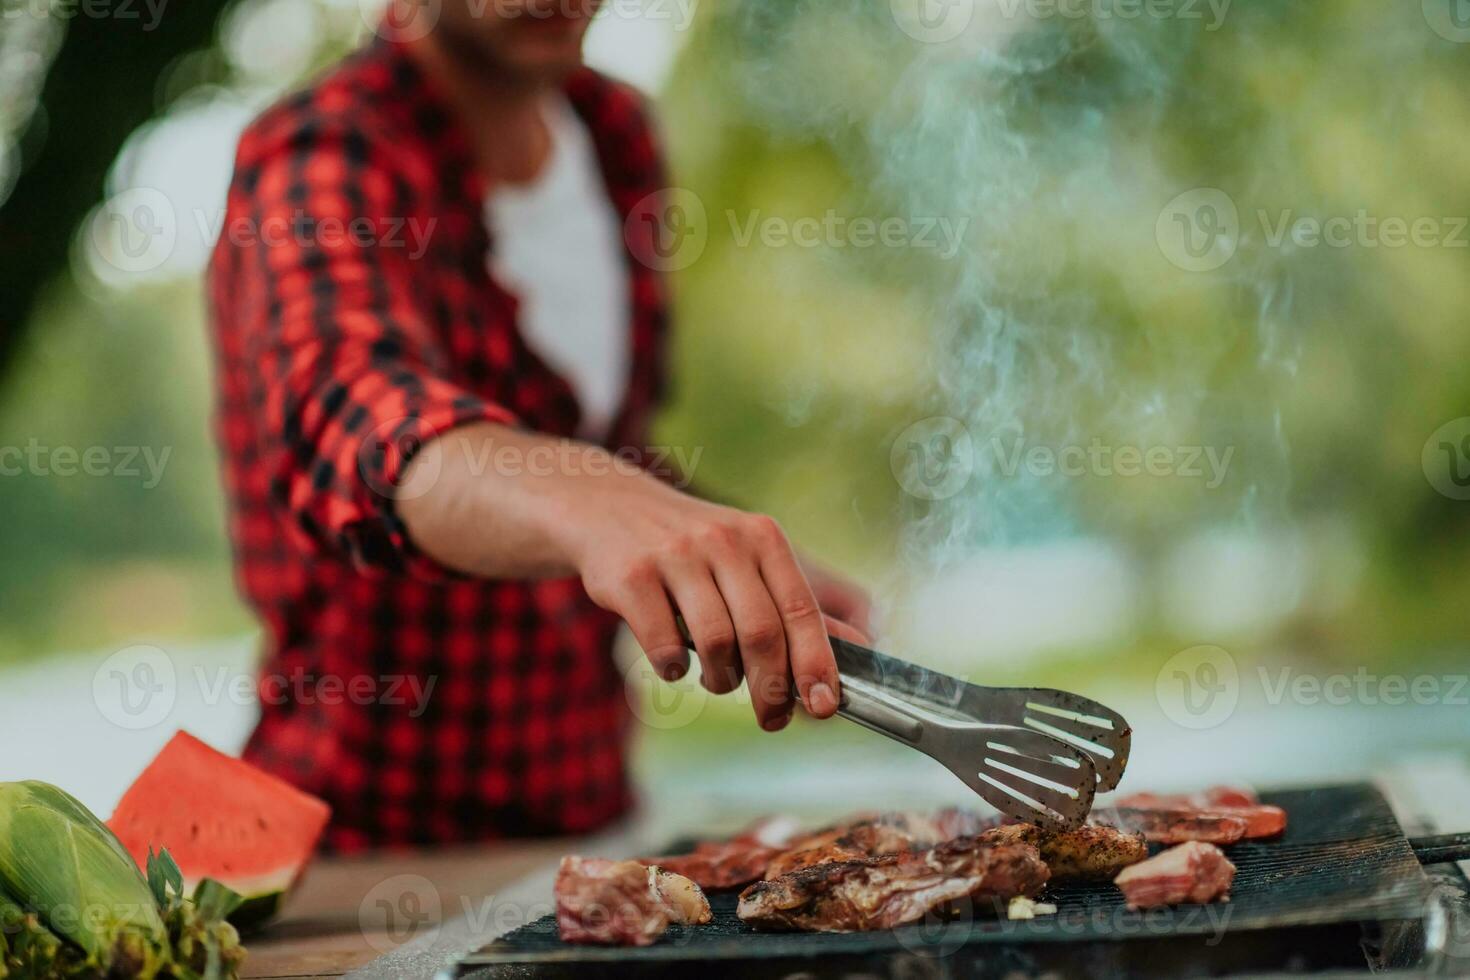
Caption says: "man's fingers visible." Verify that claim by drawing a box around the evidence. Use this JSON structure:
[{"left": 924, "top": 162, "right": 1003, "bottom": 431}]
[
  {"left": 823, "top": 614, "right": 868, "bottom": 647},
  {"left": 663, "top": 567, "right": 742, "bottom": 694},
  {"left": 748, "top": 519, "right": 840, "bottom": 719},
  {"left": 710, "top": 558, "right": 792, "bottom": 731},
  {"left": 604, "top": 571, "right": 689, "bottom": 681}
]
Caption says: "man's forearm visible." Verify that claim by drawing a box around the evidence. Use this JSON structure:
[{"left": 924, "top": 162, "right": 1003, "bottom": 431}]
[
  {"left": 393, "top": 421, "right": 854, "bottom": 731},
  {"left": 395, "top": 422, "right": 608, "bottom": 579}
]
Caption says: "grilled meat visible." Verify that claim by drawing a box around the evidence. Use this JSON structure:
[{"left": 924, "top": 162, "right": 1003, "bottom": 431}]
[
  {"left": 1113, "top": 841, "right": 1236, "bottom": 909},
  {"left": 1091, "top": 806, "right": 1249, "bottom": 844},
  {"left": 738, "top": 836, "right": 1050, "bottom": 933},
  {"left": 981, "top": 823, "right": 1148, "bottom": 880},
  {"left": 651, "top": 867, "right": 714, "bottom": 924},
  {"left": 642, "top": 816, "right": 802, "bottom": 891},
  {"left": 763, "top": 809, "right": 993, "bottom": 879},
  {"left": 644, "top": 841, "right": 783, "bottom": 891},
  {"left": 764, "top": 820, "right": 919, "bottom": 879},
  {"left": 555, "top": 857, "right": 711, "bottom": 946}
]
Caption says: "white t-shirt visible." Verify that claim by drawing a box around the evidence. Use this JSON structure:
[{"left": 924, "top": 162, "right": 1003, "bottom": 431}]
[{"left": 483, "top": 96, "right": 632, "bottom": 443}]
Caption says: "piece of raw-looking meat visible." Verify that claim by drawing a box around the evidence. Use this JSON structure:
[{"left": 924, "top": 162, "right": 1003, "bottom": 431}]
[
  {"left": 980, "top": 823, "right": 1148, "bottom": 880},
  {"left": 641, "top": 815, "right": 803, "bottom": 891},
  {"left": 1117, "top": 786, "right": 1258, "bottom": 808},
  {"left": 1113, "top": 841, "right": 1237, "bottom": 909},
  {"left": 1115, "top": 789, "right": 1285, "bottom": 839},
  {"left": 555, "top": 857, "right": 712, "bottom": 946},
  {"left": 737, "top": 836, "right": 1050, "bottom": 933},
  {"left": 1091, "top": 806, "right": 1250, "bottom": 845}
]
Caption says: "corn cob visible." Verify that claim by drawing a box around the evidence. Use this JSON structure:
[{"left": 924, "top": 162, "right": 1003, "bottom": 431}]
[
  {"left": 0, "top": 784, "right": 247, "bottom": 980},
  {"left": 0, "top": 881, "right": 88, "bottom": 979},
  {"left": 146, "top": 852, "right": 245, "bottom": 980},
  {"left": 0, "top": 782, "right": 168, "bottom": 978}
]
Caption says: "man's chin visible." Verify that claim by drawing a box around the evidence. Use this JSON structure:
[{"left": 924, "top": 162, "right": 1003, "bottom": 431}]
[{"left": 495, "top": 28, "right": 588, "bottom": 79}]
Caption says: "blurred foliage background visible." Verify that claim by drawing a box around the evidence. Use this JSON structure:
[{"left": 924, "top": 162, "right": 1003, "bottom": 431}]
[{"left": 1, "top": 0, "right": 1468, "bottom": 702}]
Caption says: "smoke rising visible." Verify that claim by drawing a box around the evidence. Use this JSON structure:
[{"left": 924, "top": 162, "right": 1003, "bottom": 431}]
[{"left": 715, "top": 0, "right": 1341, "bottom": 566}]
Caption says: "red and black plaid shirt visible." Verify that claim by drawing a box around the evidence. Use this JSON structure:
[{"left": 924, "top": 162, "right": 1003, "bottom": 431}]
[{"left": 206, "top": 37, "right": 670, "bottom": 851}]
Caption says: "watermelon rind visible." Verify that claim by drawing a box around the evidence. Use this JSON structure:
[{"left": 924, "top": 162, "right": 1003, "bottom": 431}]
[{"left": 107, "top": 732, "right": 331, "bottom": 931}]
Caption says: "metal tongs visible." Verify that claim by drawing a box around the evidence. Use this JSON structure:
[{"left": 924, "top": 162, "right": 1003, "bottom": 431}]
[
  {"left": 827, "top": 637, "right": 1130, "bottom": 831},
  {"left": 679, "top": 621, "right": 1130, "bottom": 831}
]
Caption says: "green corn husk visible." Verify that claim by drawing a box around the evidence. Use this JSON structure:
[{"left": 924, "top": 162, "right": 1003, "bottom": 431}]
[{"left": 0, "top": 782, "right": 168, "bottom": 979}]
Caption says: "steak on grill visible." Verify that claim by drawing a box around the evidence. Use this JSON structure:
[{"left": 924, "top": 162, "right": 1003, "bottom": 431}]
[
  {"left": 737, "top": 836, "right": 1049, "bottom": 933},
  {"left": 980, "top": 823, "right": 1149, "bottom": 880},
  {"left": 641, "top": 816, "right": 803, "bottom": 891},
  {"left": 555, "top": 857, "right": 712, "bottom": 946},
  {"left": 763, "top": 809, "right": 993, "bottom": 879},
  {"left": 1113, "top": 841, "right": 1237, "bottom": 909}
]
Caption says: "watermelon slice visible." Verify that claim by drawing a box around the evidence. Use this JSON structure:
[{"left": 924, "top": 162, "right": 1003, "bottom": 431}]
[{"left": 107, "top": 731, "right": 331, "bottom": 929}]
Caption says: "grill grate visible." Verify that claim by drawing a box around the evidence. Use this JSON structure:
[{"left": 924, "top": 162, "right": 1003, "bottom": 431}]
[{"left": 457, "top": 784, "right": 1433, "bottom": 976}]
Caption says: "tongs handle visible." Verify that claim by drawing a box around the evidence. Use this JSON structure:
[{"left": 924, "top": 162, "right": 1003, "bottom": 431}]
[{"left": 834, "top": 675, "right": 924, "bottom": 744}]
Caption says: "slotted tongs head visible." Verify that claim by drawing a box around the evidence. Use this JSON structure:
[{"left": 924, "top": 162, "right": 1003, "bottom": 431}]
[
  {"left": 834, "top": 657, "right": 1097, "bottom": 830},
  {"left": 672, "top": 619, "right": 1125, "bottom": 829},
  {"left": 832, "top": 637, "right": 1132, "bottom": 794}
]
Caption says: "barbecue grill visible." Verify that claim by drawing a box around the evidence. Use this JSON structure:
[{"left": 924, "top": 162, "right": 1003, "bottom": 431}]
[{"left": 450, "top": 784, "right": 1470, "bottom": 978}]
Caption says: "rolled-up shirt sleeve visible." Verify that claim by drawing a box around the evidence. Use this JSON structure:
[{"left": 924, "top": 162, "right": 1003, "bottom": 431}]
[{"left": 214, "top": 118, "right": 514, "bottom": 578}]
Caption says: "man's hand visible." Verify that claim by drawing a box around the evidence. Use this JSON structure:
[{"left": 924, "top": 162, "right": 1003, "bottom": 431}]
[
  {"left": 799, "top": 556, "right": 874, "bottom": 642},
  {"left": 397, "top": 423, "right": 861, "bottom": 732}
]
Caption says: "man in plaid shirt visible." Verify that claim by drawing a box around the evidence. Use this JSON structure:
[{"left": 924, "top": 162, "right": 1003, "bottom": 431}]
[{"left": 208, "top": 0, "right": 871, "bottom": 849}]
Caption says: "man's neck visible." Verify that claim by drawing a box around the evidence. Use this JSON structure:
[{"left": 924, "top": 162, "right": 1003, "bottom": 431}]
[{"left": 405, "top": 32, "right": 558, "bottom": 186}]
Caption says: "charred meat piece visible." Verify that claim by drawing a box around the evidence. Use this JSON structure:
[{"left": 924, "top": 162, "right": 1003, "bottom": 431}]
[
  {"left": 762, "top": 810, "right": 992, "bottom": 880},
  {"left": 642, "top": 816, "right": 802, "bottom": 891},
  {"left": 555, "top": 857, "right": 711, "bottom": 946},
  {"left": 644, "top": 841, "right": 783, "bottom": 891},
  {"left": 1113, "top": 841, "right": 1236, "bottom": 909},
  {"left": 764, "top": 820, "right": 920, "bottom": 879},
  {"left": 738, "top": 837, "right": 1049, "bottom": 933},
  {"left": 981, "top": 823, "right": 1148, "bottom": 880},
  {"left": 1091, "top": 806, "right": 1249, "bottom": 845}
]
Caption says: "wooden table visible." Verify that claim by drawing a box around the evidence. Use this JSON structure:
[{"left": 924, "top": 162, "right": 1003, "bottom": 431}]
[{"left": 242, "top": 839, "right": 570, "bottom": 979}]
